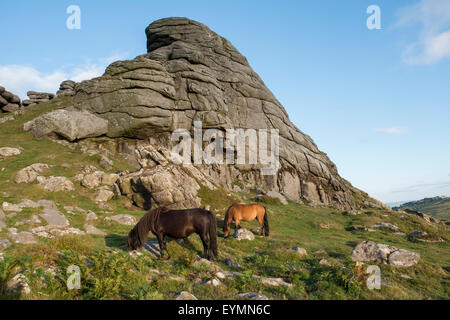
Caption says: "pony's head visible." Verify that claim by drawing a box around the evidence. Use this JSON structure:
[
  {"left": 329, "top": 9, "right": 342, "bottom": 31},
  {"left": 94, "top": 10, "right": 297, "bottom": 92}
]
[{"left": 126, "top": 207, "right": 167, "bottom": 251}]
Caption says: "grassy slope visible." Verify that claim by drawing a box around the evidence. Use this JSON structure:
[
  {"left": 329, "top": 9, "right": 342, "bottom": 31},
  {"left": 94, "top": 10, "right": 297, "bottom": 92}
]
[
  {"left": 395, "top": 198, "right": 450, "bottom": 222},
  {"left": 0, "top": 102, "right": 449, "bottom": 300}
]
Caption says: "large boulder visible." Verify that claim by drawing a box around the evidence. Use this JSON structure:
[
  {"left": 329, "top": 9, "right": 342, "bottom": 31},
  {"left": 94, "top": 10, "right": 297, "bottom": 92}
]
[
  {"left": 14, "top": 163, "right": 50, "bottom": 184},
  {"left": 24, "top": 109, "right": 109, "bottom": 141},
  {"left": 351, "top": 241, "right": 420, "bottom": 267}
]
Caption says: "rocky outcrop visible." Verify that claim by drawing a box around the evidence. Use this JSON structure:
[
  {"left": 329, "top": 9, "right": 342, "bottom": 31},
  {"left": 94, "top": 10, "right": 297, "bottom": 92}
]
[
  {"left": 24, "top": 17, "right": 378, "bottom": 210},
  {"left": 22, "top": 91, "right": 55, "bottom": 107},
  {"left": 0, "top": 86, "right": 21, "bottom": 113},
  {"left": 57, "top": 80, "right": 77, "bottom": 97}
]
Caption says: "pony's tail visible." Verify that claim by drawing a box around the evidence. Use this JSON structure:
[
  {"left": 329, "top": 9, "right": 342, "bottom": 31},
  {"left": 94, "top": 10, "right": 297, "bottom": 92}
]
[
  {"left": 223, "top": 206, "right": 232, "bottom": 233},
  {"left": 263, "top": 206, "right": 270, "bottom": 236},
  {"left": 208, "top": 212, "right": 219, "bottom": 258}
]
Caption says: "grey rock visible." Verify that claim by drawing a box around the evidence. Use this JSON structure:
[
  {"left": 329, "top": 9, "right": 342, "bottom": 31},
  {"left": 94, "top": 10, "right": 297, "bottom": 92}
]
[
  {"left": 14, "top": 163, "right": 50, "bottom": 184},
  {"left": 5, "top": 274, "right": 31, "bottom": 296},
  {"left": 106, "top": 214, "right": 137, "bottom": 226},
  {"left": 9, "top": 229, "right": 37, "bottom": 244},
  {"left": 0, "top": 147, "right": 21, "bottom": 159},
  {"left": 0, "top": 239, "right": 11, "bottom": 249},
  {"left": 175, "top": 291, "right": 198, "bottom": 300},
  {"left": 37, "top": 176, "right": 74, "bottom": 192},
  {"left": 371, "top": 222, "right": 399, "bottom": 230},
  {"left": 84, "top": 224, "right": 107, "bottom": 236},
  {"left": 286, "top": 247, "right": 307, "bottom": 256},
  {"left": 40, "top": 207, "right": 70, "bottom": 227},
  {"left": 236, "top": 292, "right": 269, "bottom": 300},
  {"left": 94, "top": 188, "right": 114, "bottom": 203},
  {"left": 351, "top": 241, "right": 420, "bottom": 267},
  {"left": 234, "top": 228, "right": 255, "bottom": 241}
]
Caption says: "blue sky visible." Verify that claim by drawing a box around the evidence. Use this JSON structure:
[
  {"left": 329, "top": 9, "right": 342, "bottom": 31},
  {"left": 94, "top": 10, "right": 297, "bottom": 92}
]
[{"left": 1, "top": 0, "right": 449, "bottom": 204}]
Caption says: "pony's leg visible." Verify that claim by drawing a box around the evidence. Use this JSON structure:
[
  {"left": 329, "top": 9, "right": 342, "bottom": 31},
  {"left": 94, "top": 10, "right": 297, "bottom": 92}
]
[
  {"left": 234, "top": 218, "right": 241, "bottom": 232},
  {"left": 157, "top": 233, "right": 170, "bottom": 260},
  {"left": 199, "top": 232, "right": 211, "bottom": 260},
  {"left": 257, "top": 215, "right": 264, "bottom": 236}
]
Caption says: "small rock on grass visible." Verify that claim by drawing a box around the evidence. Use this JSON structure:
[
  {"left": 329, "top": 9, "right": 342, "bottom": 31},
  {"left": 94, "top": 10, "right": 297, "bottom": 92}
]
[
  {"left": 236, "top": 292, "right": 269, "bottom": 300},
  {"left": 175, "top": 291, "right": 198, "bottom": 300}
]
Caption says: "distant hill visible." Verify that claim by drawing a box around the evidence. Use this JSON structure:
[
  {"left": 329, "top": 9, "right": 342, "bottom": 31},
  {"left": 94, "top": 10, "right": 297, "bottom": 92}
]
[{"left": 394, "top": 196, "right": 450, "bottom": 221}]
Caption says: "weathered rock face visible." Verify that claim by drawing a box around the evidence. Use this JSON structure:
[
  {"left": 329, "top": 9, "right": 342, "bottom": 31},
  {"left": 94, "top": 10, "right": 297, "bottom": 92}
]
[{"left": 28, "top": 17, "right": 375, "bottom": 210}]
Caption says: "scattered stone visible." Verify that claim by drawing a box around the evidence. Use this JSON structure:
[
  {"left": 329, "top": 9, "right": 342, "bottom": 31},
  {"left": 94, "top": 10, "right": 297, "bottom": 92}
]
[
  {"left": 84, "top": 224, "right": 107, "bottom": 236},
  {"left": 234, "top": 228, "right": 255, "bottom": 241},
  {"left": 18, "top": 199, "right": 41, "bottom": 209},
  {"left": 31, "top": 226, "right": 85, "bottom": 239},
  {"left": 99, "top": 155, "right": 113, "bottom": 170},
  {"left": 0, "top": 115, "right": 15, "bottom": 124},
  {"left": 9, "top": 229, "right": 37, "bottom": 244},
  {"left": 319, "top": 223, "right": 331, "bottom": 229},
  {"left": 175, "top": 291, "right": 198, "bottom": 300},
  {"left": 236, "top": 292, "right": 269, "bottom": 300},
  {"left": 401, "top": 274, "right": 413, "bottom": 280},
  {"left": 203, "top": 277, "right": 221, "bottom": 287},
  {"left": 225, "top": 257, "right": 240, "bottom": 268},
  {"left": 101, "top": 173, "right": 119, "bottom": 186},
  {"left": 286, "top": 247, "right": 307, "bottom": 256},
  {"left": 81, "top": 171, "right": 104, "bottom": 189},
  {"left": 394, "top": 232, "right": 406, "bottom": 236},
  {"left": 408, "top": 231, "right": 428, "bottom": 239},
  {"left": 14, "top": 163, "right": 50, "bottom": 184},
  {"left": 319, "top": 258, "right": 331, "bottom": 266},
  {"left": 94, "top": 188, "right": 114, "bottom": 203},
  {"left": 348, "top": 225, "right": 368, "bottom": 231},
  {"left": 105, "top": 214, "right": 136, "bottom": 226},
  {"left": 40, "top": 207, "right": 70, "bottom": 227},
  {"left": 351, "top": 241, "right": 420, "bottom": 267},
  {"left": 5, "top": 274, "right": 30, "bottom": 296},
  {"left": 37, "top": 176, "right": 74, "bottom": 192},
  {"left": 403, "top": 209, "right": 439, "bottom": 223},
  {"left": 85, "top": 210, "right": 98, "bottom": 221},
  {"left": 2, "top": 202, "right": 22, "bottom": 212},
  {"left": 388, "top": 250, "right": 421, "bottom": 268},
  {"left": 0, "top": 239, "right": 11, "bottom": 249},
  {"left": 254, "top": 276, "right": 293, "bottom": 288},
  {"left": 0, "top": 147, "right": 21, "bottom": 159},
  {"left": 371, "top": 222, "right": 399, "bottom": 230},
  {"left": 342, "top": 210, "right": 362, "bottom": 216}
]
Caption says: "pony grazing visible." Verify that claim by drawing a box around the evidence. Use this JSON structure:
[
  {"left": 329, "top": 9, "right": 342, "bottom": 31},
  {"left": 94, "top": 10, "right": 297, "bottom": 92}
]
[
  {"left": 223, "top": 203, "right": 269, "bottom": 238},
  {"left": 127, "top": 207, "right": 218, "bottom": 260}
]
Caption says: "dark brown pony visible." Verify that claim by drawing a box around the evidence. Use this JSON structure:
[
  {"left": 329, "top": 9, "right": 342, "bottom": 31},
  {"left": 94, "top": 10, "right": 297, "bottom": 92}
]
[
  {"left": 127, "top": 207, "right": 218, "bottom": 260},
  {"left": 223, "top": 203, "right": 269, "bottom": 238}
]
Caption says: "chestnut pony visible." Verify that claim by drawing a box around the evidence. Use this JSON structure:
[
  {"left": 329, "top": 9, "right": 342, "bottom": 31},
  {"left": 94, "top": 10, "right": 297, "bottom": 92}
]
[
  {"left": 223, "top": 203, "right": 269, "bottom": 238},
  {"left": 127, "top": 207, "right": 218, "bottom": 260}
]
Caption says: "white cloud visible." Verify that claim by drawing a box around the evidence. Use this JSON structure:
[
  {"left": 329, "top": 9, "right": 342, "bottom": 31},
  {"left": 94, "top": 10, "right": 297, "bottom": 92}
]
[
  {"left": 375, "top": 127, "right": 409, "bottom": 135},
  {"left": 396, "top": 0, "right": 450, "bottom": 64},
  {"left": 0, "top": 54, "right": 127, "bottom": 100}
]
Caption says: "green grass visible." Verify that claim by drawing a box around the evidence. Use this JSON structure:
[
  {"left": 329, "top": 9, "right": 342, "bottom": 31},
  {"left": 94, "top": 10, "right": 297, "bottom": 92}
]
[{"left": 0, "top": 102, "right": 449, "bottom": 300}]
